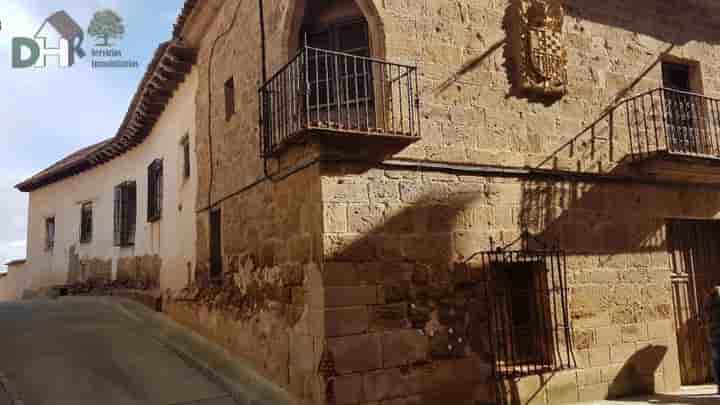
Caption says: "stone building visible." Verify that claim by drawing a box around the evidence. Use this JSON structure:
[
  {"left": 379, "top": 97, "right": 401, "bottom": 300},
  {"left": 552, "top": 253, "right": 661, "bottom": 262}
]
[
  {"left": 15, "top": 41, "right": 199, "bottom": 297},
  {"left": 13, "top": 0, "right": 720, "bottom": 404},
  {"left": 167, "top": 0, "right": 720, "bottom": 404}
]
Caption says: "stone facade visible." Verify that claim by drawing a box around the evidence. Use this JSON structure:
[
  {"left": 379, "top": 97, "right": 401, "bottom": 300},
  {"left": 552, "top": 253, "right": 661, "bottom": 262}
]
[{"left": 171, "top": 0, "right": 720, "bottom": 404}]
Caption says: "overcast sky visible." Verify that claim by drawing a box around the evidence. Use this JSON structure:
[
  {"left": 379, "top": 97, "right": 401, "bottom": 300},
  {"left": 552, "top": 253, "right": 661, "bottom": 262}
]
[{"left": 0, "top": 0, "right": 185, "bottom": 270}]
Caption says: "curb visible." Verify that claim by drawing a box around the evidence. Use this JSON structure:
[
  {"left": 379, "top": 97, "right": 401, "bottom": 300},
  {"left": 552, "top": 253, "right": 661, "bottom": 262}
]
[{"left": 96, "top": 296, "right": 297, "bottom": 405}]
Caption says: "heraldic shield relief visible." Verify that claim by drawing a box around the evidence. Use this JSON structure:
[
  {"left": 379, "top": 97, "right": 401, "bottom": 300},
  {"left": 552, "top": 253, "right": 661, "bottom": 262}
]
[{"left": 513, "top": 0, "right": 568, "bottom": 97}]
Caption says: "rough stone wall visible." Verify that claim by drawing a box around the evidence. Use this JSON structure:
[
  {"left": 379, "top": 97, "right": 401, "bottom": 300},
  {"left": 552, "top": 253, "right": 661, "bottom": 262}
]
[
  {"left": 116, "top": 255, "right": 162, "bottom": 289},
  {"left": 170, "top": 164, "right": 325, "bottom": 403},
  {"left": 184, "top": 0, "right": 720, "bottom": 404},
  {"left": 380, "top": 0, "right": 720, "bottom": 170},
  {"left": 318, "top": 162, "right": 720, "bottom": 404}
]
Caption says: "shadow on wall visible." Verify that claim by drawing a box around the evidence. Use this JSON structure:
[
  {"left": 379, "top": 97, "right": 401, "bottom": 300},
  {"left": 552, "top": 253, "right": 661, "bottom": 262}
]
[
  {"left": 608, "top": 345, "right": 668, "bottom": 398},
  {"left": 322, "top": 158, "right": 720, "bottom": 403},
  {"left": 518, "top": 179, "right": 720, "bottom": 255},
  {"left": 325, "top": 187, "right": 501, "bottom": 403},
  {"left": 564, "top": 0, "right": 720, "bottom": 46}
]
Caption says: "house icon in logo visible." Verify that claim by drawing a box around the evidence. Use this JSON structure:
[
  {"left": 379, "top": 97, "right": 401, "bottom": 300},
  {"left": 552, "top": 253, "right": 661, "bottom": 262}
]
[
  {"left": 34, "top": 11, "right": 86, "bottom": 67},
  {"left": 12, "top": 10, "right": 86, "bottom": 68}
]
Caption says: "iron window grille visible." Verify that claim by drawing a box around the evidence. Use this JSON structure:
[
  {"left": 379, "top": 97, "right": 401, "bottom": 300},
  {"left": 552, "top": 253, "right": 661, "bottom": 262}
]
[
  {"left": 147, "top": 159, "right": 163, "bottom": 222},
  {"left": 466, "top": 234, "right": 576, "bottom": 379},
  {"left": 114, "top": 181, "right": 136, "bottom": 247},
  {"left": 80, "top": 202, "right": 93, "bottom": 243},
  {"left": 209, "top": 208, "right": 222, "bottom": 279},
  {"left": 45, "top": 217, "right": 55, "bottom": 251}
]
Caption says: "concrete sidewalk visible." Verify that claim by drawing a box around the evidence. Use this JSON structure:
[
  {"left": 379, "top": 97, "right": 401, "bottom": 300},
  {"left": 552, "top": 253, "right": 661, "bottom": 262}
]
[
  {"left": 0, "top": 297, "right": 294, "bottom": 405},
  {"left": 581, "top": 385, "right": 718, "bottom": 405}
]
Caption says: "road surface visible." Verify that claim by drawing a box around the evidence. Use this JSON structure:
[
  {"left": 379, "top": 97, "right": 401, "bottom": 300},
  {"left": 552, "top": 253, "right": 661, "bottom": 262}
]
[{"left": 0, "top": 297, "right": 236, "bottom": 405}]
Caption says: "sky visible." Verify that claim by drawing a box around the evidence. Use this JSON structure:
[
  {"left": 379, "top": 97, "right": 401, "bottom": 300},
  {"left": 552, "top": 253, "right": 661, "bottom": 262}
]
[{"left": 0, "top": 0, "right": 185, "bottom": 270}]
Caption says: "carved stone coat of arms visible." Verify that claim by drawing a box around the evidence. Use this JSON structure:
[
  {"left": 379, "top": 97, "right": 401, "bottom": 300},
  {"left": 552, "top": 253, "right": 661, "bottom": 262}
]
[{"left": 512, "top": 0, "right": 568, "bottom": 97}]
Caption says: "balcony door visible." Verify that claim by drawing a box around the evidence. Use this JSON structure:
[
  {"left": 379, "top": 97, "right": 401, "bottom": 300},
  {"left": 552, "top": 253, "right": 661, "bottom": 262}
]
[
  {"left": 302, "top": 19, "right": 375, "bottom": 130},
  {"left": 662, "top": 62, "right": 704, "bottom": 154}
]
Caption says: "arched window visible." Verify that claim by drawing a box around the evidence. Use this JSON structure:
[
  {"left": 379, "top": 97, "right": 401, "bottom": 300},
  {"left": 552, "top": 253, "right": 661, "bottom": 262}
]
[
  {"left": 299, "top": 0, "right": 369, "bottom": 55},
  {"left": 300, "top": 1, "right": 372, "bottom": 110}
]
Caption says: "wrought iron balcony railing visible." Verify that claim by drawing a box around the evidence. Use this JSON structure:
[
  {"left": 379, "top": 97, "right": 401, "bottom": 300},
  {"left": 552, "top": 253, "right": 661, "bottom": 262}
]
[
  {"left": 259, "top": 46, "right": 421, "bottom": 157},
  {"left": 625, "top": 87, "right": 720, "bottom": 160}
]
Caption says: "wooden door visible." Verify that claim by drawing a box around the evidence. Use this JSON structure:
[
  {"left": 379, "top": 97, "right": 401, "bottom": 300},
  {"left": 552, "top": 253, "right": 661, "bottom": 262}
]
[{"left": 668, "top": 219, "right": 720, "bottom": 385}]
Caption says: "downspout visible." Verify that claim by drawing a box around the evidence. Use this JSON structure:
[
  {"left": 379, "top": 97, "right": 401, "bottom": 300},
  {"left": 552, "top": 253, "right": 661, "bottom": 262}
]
[{"left": 258, "top": 0, "right": 272, "bottom": 178}]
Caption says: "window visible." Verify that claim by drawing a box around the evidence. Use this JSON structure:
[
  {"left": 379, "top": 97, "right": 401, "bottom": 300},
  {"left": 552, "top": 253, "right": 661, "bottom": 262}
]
[
  {"left": 303, "top": 20, "right": 372, "bottom": 108},
  {"left": 479, "top": 247, "right": 575, "bottom": 378},
  {"left": 147, "top": 159, "right": 163, "bottom": 222},
  {"left": 210, "top": 208, "right": 222, "bottom": 279},
  {"left": 662, "top": 60, "right": 703, "bottom": 153},
  {"left": 662, "top": 61, "right": 692, "bottom": 92},
  {"left": 224, "top": 77, "right": 235, "bottom": 120},
  {"left": 80, "top": 202, "right": 93, "bottom": 243},
  {"left": 114, "top": 181, "right": 136, "bottom": 246},
  {"left": 45, "top": 217, "right": 55, "bottom": 251},
  {"left": 181, "top": 135, "right": 191, "bottom": 179}
]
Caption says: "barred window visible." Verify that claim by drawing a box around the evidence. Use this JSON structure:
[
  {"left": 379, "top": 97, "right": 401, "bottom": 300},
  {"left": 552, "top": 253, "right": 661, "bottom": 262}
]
[
  {"left": 45, "top": 217, "right": 55, "bottom": 251},
  {"left": 147, "top": 159, "right": 163, "bottom": 222},
  {"left": 114, "top": 181, "right": 136, "bottom": 246},
  {"left": 80, "top": 202, "right": 93, "bottom": 243},
  {"left": 475, "top": 245, "right": 575, "bottom": 379},
  {"left": 181, "top": 135, "right": 190, "bottom": 179}
]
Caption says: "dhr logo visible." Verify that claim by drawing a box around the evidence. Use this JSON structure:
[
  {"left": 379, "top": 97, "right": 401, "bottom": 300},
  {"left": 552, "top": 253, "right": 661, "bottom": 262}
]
[{"left": 12, "top": 11, "right": 86, "bottom": 68}]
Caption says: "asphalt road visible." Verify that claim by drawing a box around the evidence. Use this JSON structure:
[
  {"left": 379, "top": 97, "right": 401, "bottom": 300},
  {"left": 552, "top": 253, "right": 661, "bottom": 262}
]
[{"left": 0, "top": 298, "right": 236, "bottom": 405}]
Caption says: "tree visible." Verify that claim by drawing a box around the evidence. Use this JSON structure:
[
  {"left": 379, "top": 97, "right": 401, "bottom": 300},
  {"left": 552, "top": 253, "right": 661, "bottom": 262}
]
[{"left": 88, "top": 10, "right": 125, "bottom": 47}]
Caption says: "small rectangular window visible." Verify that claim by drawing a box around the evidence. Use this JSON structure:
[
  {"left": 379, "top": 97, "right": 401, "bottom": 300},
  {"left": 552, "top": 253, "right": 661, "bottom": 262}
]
[
  {"left": 114, "top": 181, "right": 136, "bottom": 246},
  {"left": 80, "top": 203, "right": 93, "bottom": 243},
  {"left": 210, "top": 208, "right": 222, "bottom": 279},
  {"left": 182, "top": 135, "right": 191, "bottom": 179},
  {"left": 224, "top": 77, "right": 235, "bottom": 121},
  {"left": 147, "top": 159, "right": 163, "bottom": 222},
  {"left": 45, "top": 217, "right": 55, "bottom": 251}
]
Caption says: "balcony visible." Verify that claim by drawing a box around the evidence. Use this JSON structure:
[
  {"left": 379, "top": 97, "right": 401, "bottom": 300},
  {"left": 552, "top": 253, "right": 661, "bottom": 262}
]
[
  {"left": 259, "top": 46, "right": 421, "bottom": 157},
  {"left": 624, "top": 88, "right": 720, "bottom": 183}
]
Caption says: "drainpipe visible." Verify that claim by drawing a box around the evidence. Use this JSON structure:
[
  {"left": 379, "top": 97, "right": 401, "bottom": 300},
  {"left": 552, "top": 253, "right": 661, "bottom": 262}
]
[{"left": 258, "top": 0, "right": 272, "bottom": 176}]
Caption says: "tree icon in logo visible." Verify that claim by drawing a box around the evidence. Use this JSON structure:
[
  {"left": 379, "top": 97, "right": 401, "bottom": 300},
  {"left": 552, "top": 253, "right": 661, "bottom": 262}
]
[{"left": 88, "top": 10, "right": 125, "bottom": 47}]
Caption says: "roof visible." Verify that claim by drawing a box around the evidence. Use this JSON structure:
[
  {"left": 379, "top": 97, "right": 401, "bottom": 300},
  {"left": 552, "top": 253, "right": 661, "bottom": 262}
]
[
  {"left": 39, "top": 11, "right": 83, "bottom": 40},
  {"left": 16, "top": 40, "right": 197, "bottom": 192},
  {"left": 173, "top": 0, "right": 201, "bottom": 40},
  {"left": 5, "top": 259, "right": 26, "bottom": 267}
]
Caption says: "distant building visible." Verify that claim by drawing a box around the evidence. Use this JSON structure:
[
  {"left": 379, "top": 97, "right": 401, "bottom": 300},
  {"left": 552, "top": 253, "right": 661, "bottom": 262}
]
[
  {"left": 15, "top": 41, "right": 198, "bottom": 297},
  {"left": 0, "top": 259, "right": 27, "bottom": 301}
]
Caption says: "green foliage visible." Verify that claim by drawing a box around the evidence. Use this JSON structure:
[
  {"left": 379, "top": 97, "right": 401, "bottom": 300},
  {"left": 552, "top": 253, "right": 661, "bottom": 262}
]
[{"left": 88, "top": 9, "right": 125, "bottom": 47}]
